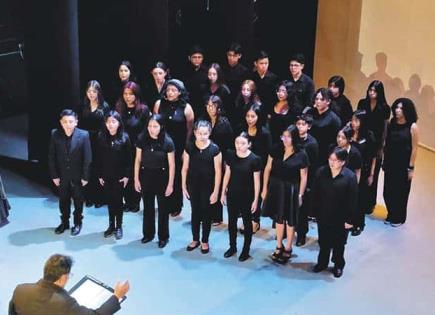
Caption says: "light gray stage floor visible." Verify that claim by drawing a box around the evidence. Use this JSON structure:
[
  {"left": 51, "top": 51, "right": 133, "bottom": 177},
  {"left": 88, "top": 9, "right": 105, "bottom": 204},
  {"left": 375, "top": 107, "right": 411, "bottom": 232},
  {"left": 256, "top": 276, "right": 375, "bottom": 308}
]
[{"left": 1, "top": 138, "right": 435, "bottom": 314}]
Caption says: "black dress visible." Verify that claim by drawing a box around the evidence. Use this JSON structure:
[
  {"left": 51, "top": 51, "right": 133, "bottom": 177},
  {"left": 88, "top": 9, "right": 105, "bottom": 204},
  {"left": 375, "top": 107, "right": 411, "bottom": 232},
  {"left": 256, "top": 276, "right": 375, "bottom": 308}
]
[
  {"left": 96, "top": 132, "right": 132, "bottom": 229},
  {"left": 79, "top": 102, "right": 110, "bottom": 205},
  {"left": 186, "top": 141, "right": 220, "bottom": 243},
  {"left": 226, "top": 150, "right": 262, "bottom": 251},
  {"left": 159, "top": 98, "right": 188, "bottom": 214},
  {"left": 383, "top": 122, "right": 413, "bottom": 224},
  {"left": 268, "top": 107, "right": 297, "bottom": 144},
  {"left": 331, "top": 94, "right": 353, "bottom": 126},
  {"left": 0, "top": 175, "right": 10, "bottom": 227},
  {"left": 262, "top": 144, "right": 309, "bottom": 225},
  {"left": 136, "top": 133, "right": 175, "bottom": 241}
]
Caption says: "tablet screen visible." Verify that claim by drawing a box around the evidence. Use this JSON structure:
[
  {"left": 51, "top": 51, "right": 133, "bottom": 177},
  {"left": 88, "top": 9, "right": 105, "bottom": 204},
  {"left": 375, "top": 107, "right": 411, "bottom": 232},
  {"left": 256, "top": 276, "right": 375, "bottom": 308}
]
[{"left": 69, "top": 276, "right": 125, "bottom": 309}]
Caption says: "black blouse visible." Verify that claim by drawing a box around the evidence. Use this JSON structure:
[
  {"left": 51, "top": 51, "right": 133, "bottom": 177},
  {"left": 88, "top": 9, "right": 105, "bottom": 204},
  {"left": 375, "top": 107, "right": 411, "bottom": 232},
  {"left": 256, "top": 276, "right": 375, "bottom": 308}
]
[
  {"left": 357, "top": 99, "right": 390, "bottom": 149},
  {"left": 121, "top": 105, "right": 150, "bottom": 146},
  {"left": 288, "top": 73, "right": 315, "bottom": 109},
  {"left": 226, "top": 150, "right": 261, "bottom": 195},
  {"left": 185, "top": 141, "right": 220, "bottom": 186},
  {"left": 79, "top": 102, "right": 110, "bottom": 136},
  {"left": 331, "top": 94, "right": 353, "bottom": 126},
  {"left": 269, "top": 144, "right": 309, "bottom": 182},
  {"left": 235, "top": 125, "right": 272, "bottom": 168},
  {"left": 205, "top": 116, "right": 233, "bottom": 161},
  {"left": 268, "top": 107, "right": 297, "bottom": 144},
  {"left": 96, "top": 132, "right": 132, "bottom": 180},
  {"left": 136, "top": 133, "right": 175, "bottom": 169}
]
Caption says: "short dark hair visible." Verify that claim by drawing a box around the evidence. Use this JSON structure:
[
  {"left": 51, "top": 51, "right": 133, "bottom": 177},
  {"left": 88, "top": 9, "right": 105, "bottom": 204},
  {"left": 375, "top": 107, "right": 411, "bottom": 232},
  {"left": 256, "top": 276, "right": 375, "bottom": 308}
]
[
  {"left": 255, "top": 50, "right": 269, "bottom": 61},
  {"left": 328, "top": 75, "right": 346, "bottom": 95},
  {"left": 391, "top": 97, "right": 418, "bottom": 124},
  {"left": 329, "top": 146, "right": 348, "bottom": 162},
  {"left": 296, "top": 113, "right": 314, "bottom": 126},
  {"left": 189, "top": 45, "right": 204, "bottom": 56},
  {"left": 43, "top": 254, "right": 73, "bottom": 282},
  {"left": 59, "top": 109, "right": 77, "bottom": 120},
  {"left": 290, "top": 53, "right": 305, "bottom": 65},
  {"left": 193, "top": 119, "right": 212, "bottom": 133},
  {"left": 228, "top": 42, "right": 242, "bottom": 55},
  {"left": 314, "top": 87, "right": 333, "bottom": 103}
]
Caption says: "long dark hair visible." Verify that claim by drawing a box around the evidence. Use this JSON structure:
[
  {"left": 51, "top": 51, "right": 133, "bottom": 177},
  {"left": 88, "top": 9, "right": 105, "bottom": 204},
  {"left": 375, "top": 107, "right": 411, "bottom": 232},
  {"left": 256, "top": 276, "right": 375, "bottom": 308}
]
[
  {"left": 205, "top": 95, "right": 224, "bottom": 121},
  {"left": 351, "top": 109, "right": 369, "bottom": 140},
  {"left": 243, "top": 103, "right": 264, "bottom": 130},
  {"left": 83, "top": 80, "right": 105, "bottom": 117},
  {"left": 328, "top": 75, "right": 345, "bottom": 95},
  {"left": 151, "top": 61, "right": 171, "bottom": 80},
  {"left": 282, "top": 124, "right": 302, "bottom": 152},
  {"left": 138, "top": 113, "right": 167, "bottom": 145},
  {"left": 118, "top": 60, "right": 137, "bottom": 83},
  {"left": 208, "top": 63, "right": 226, "bottom": 86},
  {"left": 115, "top": 81, "right": 147, "bottom": 116},
  {"left": 100, "top": 110, "right": 127, "bottom": 148},
  {"left": 365, "top": 80, "right": 388, "bottom": 107}
]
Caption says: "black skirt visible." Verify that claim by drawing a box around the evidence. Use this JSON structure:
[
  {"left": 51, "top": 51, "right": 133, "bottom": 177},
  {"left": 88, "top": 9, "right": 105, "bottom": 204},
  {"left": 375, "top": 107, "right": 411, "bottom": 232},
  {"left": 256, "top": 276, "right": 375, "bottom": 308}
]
[{"left": 261, "top": 176, "right": 299, "bottom": 226}]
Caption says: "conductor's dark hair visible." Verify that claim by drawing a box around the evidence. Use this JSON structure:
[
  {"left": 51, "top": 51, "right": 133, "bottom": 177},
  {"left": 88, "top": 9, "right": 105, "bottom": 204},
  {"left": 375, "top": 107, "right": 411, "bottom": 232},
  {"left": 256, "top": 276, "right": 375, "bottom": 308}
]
[
  {"left": 328, "top": 75, "right": 346, "bottom": 95},
  {"left": 255, "top": 50, "right": 269, "bottom": 61},
  {"left": 329, "top": 146, "right": 348, "bottom": 162},
  {"left": 391, "top": 97, "right": 418, "bottom": 124},
  {"left": 290, "top": 53, "right": 305, "bottom": 65},
  {"left": 228, "top": 42, "right": 242, "bottom": 55},
  {"left": 43, "top": 254, "right": 73, "bottom": 282},
  {"left": 59, "top": 109, "right": 77, "bottom": 120}
]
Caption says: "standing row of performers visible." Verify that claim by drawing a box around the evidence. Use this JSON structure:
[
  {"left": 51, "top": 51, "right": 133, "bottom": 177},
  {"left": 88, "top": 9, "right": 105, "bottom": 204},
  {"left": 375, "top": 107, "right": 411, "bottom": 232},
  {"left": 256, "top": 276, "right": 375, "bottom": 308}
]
[{"left": 48, "top": 48, "right": 419, "bottom": 278}]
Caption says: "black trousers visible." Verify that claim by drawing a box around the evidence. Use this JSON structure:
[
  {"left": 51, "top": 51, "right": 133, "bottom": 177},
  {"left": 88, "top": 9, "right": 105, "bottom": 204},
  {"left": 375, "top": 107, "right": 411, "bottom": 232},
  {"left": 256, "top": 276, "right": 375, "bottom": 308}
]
[
  {"left": 141, "top": 167, "right": 170, "bottom": 241},
  {"left": 84, "top": 165, "right": 104, "bottom": 204},
  {"left": 384, "top": 169, "right": 411, "bottom": 224},
  {"left": 366, "top": 157, "right": 382, "bottom": 212},
  {"left": 296, "top": 189, "right": 312, "bottom": 237},
  {"left": 317, "top": 223, "right": 348, "bottom": 269},
  {"left": 227, "top": 195, "right": 252, "bottom": 252},
  {"left": 103, "top": 179, "right": 123, "bottom": 228},
  {"left": 355, "top": 166, "right": 371, "bottom": 229},
  {"left": 59, "top": 179, "right": 84, "bottom": 225},
  {"left": 169, "top": 152, "right": 183, "bottom": 214},
  {"left": 189, "top": 183, "right": 213, "bottom": 243}
]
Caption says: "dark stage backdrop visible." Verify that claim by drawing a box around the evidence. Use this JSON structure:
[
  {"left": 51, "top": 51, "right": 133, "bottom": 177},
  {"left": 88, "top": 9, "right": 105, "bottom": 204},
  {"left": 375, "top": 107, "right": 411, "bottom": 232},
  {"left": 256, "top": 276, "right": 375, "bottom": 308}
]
[{"left": 7, "top": 0, "right": 317, "bottom": 164}]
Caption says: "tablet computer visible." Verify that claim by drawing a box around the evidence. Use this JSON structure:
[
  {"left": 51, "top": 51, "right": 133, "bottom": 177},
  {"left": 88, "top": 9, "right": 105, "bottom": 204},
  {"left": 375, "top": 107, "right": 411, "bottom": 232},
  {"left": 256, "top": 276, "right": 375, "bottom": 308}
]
[{"left": 69, "top": 275, "right": 126, "bottom": 309}]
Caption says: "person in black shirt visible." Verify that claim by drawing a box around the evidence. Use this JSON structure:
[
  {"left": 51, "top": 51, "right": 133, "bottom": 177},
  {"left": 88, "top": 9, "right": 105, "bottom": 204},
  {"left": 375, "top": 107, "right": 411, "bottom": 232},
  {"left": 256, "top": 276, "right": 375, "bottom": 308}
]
[
  {"left": 231, "top": 79, "right": 262, "bottom": 129},
  {"left": 295, "top": 112, "right": 319, "bottom": 246},
  {"left": 202, "top": 96, "right": 233, "bottom": 225},
  {"left": 143, "top": 61, "right": 170, "bottom": 113},
  {"left": 154, "top": 79, "right": 195, "bottom": 217},
  {"left": 79, "top": 80, "right": 110, "bottom": 209},
  {"left": 182, "top": 45, "right": 208, "bottom": 115},
  {"left": 268, "top": 80, "right": 300, "bottom": 143},
  {"left": 312, "top": 147, "right": 358, "bottom": 278},
  {"left": 223, "top": 43, "right": 249, "bottom": 107},
  {"left": 108, "top": 60, "right": 138, "bottom": 107},
  {"left": 357, "top": 80, "right": 390, "bottom": 213},
  {"left": 97, "top": 111, "right": 132, "bottom": 240},
  {"left": 288, "top": 53, "right": 315, "bottom": 109},
  {"left": 383, "top": 98, "right": 419, "bottom": 227},
  {"left": 182, "top": 120, "right": 222, "bottom": 254},
  {"left": 335, "top": 125, "right": 362, "bottom": 182},
  {"left": 250, "top": 50, "right": 278, "bottom": 116},
  {"left": 200, "top": 63, "right": 231, "bottom": 119},
  {"left": 328, "top": 75, "right": 353, "bottom": 126},
  {"left": 135, "top": 114, "right": 175, "bottom": 247},
  {"left": 350, "top": 110, "right": 377, "bottom": 235},
  {"left": 115, "top": 81, "right": 150, "bottom": 212},
  {"left": 48, "top": 109, "right": 92, "bottom": 236},
  {"left": 262, "top": 125, "right": 308, "bottom": 264},
  {"left": 236, "top": 104, "right": 272, "bottom": 232},
  {"left": 221, "top": 133, "right": 261, "bottom": 261},
  {"left": 310, "top": 88, "right": 342, "bottom": 166}
]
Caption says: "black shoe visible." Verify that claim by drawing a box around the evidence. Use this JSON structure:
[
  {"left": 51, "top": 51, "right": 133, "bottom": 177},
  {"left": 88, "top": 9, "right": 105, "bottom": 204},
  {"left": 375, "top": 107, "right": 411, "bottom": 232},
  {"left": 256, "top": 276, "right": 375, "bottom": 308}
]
[
  {"left": 200, "top": 245, "right": 210, "bottom": 254},
  {"left": 239, "top": 226, "right": 245, "bottom": 234},
  {"left": 129, "top": 205, "right": 140, "bottom": 213},
  {"left": 55, "top": 222, "right": 70, "bottom": 234},
  {"left": 71, "top": 225, "right": 82, "bottom": 236},
  {"left": 332, "top": 267, "right": 343, "bottom": 278},
  {"left": 115, "top": 227, "right": 123, "bottom": 240},
  {"left": 312, "top": 264, "right": 328, "bottom": 273},
  {"left": 238, "top": 251, "right": 251, "bottom": 262},
  {"left": 158, "top": 239, "right": 168, "bottom": 248},
  {"left": 351, "top": 227, "right": 362, "bottom": 236},
  {"left": 186, "top": 241, "right": 200, "bottom": 251},
  {"left": 95, "top": 203, "right": 104, "bottom": 208},
  {"left": 296, "top": 235, "right": 306, "bottom": 247},
  {"left": 271, "top": 246, "right": 283, "bottom": 261},
  {"left": 141, "top": 236, "right": 154, "bottom": 244},
  {"left": 85, "top": 201, "right": 94, "bottom": 207},
  {"left": 103, "top": 226, "right": 115, "bottom": 238},
  {"left": 390, "top": 222, "right": 404, "bottom": 227},
  {"left": 224, "top": 247, "right": 237, "bottom": 258},
  {"left": 170, "top": 210, "right": 181, "bottom": 217},
  {"left": 277, "top": 248, "right": 292, "bottom": 264}
]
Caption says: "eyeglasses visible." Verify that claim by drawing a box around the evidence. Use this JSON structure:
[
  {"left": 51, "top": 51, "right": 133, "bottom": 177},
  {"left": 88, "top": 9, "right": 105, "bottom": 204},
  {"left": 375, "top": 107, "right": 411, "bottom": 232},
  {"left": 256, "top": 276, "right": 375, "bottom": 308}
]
[{"left": 289, "top": 63, "right": 302, "bottom": 68}]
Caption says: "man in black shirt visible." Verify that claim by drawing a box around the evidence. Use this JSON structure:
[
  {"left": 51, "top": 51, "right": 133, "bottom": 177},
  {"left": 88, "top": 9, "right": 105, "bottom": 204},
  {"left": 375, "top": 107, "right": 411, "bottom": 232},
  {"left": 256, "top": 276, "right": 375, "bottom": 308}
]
[
  {"left": 250, "top": 50, "right": 278, "bottom": 116},
  {"left": 312, "top": 147, "right": 358, "bottom": 278},
  {"left": 288, "top": 53, "right": 315, "bottom": 109},
  {"left": 9, "top": 254, "right": 129, "bottom": 315},
  {"left": 223, "top": 43, "right": 249, "bottom": 106},
  {"left": 48, "top": 109, "right": 92, "bottom": 236},
  {"left": 295, "top": 113, "right": 319, "bottom": 246}
]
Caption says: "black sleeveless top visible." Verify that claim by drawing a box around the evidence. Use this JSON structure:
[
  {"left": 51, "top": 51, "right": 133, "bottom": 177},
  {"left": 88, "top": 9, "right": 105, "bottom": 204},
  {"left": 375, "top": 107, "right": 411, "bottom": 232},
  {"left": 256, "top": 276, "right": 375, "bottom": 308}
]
[
  {"left": 383, "top": 122, "right": 412, "bottom": 171},
  {"left": 159, "top": 99, "right": 187, "bottom": 155}
]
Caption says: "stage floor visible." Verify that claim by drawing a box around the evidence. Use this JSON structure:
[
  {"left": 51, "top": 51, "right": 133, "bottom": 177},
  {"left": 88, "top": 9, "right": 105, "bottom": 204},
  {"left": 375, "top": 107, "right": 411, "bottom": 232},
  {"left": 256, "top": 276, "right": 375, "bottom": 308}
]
[{"left": 1, "top": 148, "right": 434, "bottom": 315}]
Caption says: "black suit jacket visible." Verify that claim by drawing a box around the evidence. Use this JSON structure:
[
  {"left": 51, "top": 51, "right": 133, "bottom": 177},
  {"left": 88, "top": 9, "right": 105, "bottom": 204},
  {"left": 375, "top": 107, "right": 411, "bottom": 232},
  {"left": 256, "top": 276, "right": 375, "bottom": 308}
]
[
  {"left": 48, "top": 128, "right": 92, "bottom": 182},
  {"left": 9, "top": 279, "right": 121, "bottom": 315}
]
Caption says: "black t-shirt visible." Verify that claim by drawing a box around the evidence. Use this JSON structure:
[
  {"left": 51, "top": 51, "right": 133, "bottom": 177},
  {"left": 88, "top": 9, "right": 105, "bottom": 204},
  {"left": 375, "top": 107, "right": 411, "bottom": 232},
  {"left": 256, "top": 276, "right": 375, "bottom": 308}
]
[
  {"left": 346, "top": 145, "right": 362, "bottom": 172},
  {"left": 226, "top": 150, "right": 261, "bottom": 195},
  {"left": 331, "top": 94, "right": 353, "bottom": 126},
  {"left": 357, "top": 99, "right": 390, "bottom": 148},
  {"left": 270, "top": 144, "right": 309, "bottom": 182},
  {"left": 136, "top": 133, "right": 175, "bottom": 169},
  {"left": 235, "top": 125, "right": 272, "bottom": 168},
  {"left": 250, "top": 70, "right": 279, "bottom": 115},
  {"left": 186, "top": 141, "right": 220, "bottom": 185},
  {"left": 122, "top": 105, "right": 150, "bottom": 145},
  {"left": 351, "top": 131, "right": 376, "bottom": 170},
  {"left": 301, "top": 134, "right": 319, "bottom": 188},
  {"left": 268, "top": 108, "right": 297, "bottom": 144},
  {"left": 288, "top": 72, "right": 315, "bottom": 109}
]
